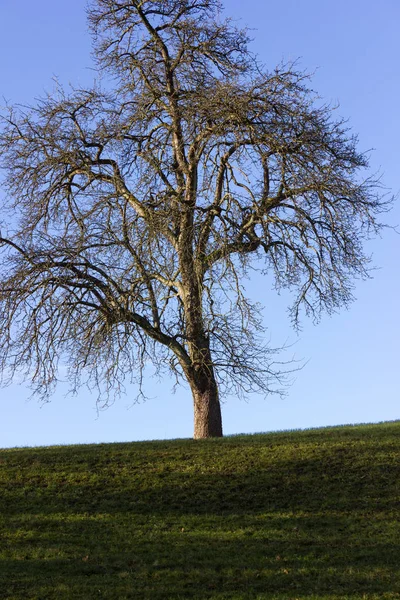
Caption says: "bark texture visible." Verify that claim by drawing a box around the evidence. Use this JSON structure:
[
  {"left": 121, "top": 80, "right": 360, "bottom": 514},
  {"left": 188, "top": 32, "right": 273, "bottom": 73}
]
[{"left": 191, "top": 371, "right": 223, "bottom": 439}]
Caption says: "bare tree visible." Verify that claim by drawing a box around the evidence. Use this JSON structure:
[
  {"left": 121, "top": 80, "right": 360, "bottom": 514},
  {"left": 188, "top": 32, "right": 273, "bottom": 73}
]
[{"left": 0, "top": 0, "right": 389, "bottom": 438}]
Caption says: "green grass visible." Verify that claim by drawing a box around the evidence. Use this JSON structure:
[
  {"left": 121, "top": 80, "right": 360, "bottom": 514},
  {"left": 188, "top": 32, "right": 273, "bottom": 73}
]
[{"left": 1, "top": 421, "right": 399, "bottom": 599}]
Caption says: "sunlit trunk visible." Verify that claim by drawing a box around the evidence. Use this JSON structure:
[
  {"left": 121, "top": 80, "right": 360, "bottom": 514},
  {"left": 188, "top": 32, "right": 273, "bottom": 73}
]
[{"left": 189, "top": 366, "right": 223, "bottom": 439}]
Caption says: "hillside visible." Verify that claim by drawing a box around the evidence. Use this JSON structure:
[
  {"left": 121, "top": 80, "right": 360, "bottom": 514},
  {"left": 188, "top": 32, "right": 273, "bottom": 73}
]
[{"left": 1, "top": 422, "right": 399, "bottom": 599}]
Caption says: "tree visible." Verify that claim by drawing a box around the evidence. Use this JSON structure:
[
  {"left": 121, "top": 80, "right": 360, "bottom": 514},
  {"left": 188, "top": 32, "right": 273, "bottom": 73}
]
[{"left": 0, "top": 0, "right": 388, "bottom": 439}]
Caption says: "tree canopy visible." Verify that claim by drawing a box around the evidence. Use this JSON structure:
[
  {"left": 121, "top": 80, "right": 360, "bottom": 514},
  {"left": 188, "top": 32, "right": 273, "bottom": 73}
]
[{"left": 0, "top": 0, "right": 389, "bottom": 437}]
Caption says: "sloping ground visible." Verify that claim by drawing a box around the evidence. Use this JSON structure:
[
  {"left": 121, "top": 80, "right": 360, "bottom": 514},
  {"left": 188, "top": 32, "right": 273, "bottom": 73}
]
[{"left": 0, "top": 421, "right": 399, "bottom": 599}]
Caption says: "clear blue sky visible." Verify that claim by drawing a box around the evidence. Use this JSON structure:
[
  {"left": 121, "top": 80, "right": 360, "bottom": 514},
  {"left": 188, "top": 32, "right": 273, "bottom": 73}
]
[{"left": 0, "top": 0, "right": 399, "bottom": 447}]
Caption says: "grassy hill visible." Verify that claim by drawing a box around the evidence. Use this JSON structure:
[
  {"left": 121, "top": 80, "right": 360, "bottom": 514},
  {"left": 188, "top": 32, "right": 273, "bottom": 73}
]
[{"left": 1, "top": 421, "right": 399, "bottom": 599}]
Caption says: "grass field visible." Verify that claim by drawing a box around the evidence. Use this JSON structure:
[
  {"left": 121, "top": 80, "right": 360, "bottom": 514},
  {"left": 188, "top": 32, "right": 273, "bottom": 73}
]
[{"left": 0, "top": 421, "right": 399, "bottom": 599}]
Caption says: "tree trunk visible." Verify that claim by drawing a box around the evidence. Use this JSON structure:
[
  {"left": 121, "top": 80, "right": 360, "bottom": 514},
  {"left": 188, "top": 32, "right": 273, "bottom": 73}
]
[
  {"left": 177, "top": 230, "right": 222, "bottom": 438},
  {"left": 190, "top": 368, "right": 223, "bottom": 439}
]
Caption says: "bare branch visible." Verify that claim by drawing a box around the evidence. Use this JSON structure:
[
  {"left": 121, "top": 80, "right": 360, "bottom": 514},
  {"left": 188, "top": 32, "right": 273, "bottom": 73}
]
[{"left": 0, "top": 0, "right": 390, "bottom": 437}]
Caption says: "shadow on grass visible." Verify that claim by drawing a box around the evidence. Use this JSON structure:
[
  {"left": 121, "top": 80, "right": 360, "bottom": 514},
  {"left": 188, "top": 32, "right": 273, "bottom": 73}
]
[
  {"left": 1, "top": 426, "right": 399, "bottom": 598},
  {"left": 1, "top": 520, "right": 399, "bottom": 599}
]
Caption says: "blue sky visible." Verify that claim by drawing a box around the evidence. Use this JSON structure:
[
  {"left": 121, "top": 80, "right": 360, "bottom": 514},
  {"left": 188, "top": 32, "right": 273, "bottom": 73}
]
[{"left": 0, "top": 0, "right": 399, "bottom": 447}]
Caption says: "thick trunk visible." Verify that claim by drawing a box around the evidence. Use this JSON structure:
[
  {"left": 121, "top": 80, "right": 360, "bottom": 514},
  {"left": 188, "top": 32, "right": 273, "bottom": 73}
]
[
  {"left": 190, "top": 368, "right": 223, "bottom": 439},
  {"left": 177, "top": 202, "right": 222, "bottom": 438}
]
